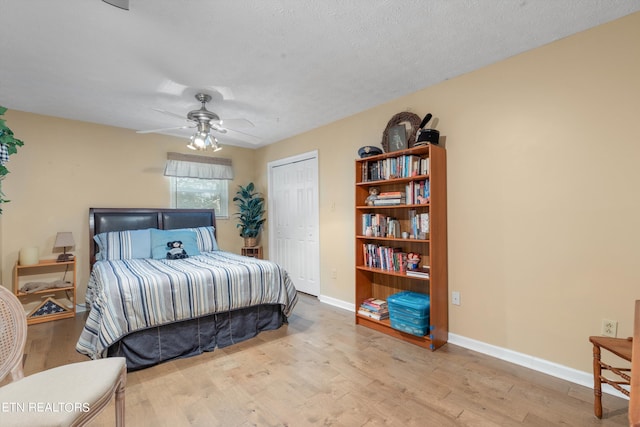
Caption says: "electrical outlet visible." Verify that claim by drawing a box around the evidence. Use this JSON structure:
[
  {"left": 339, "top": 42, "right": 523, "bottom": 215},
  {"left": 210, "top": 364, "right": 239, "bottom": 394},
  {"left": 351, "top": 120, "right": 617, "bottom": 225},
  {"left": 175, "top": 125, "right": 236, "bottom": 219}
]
[
  {"left": 452, "top": 291, "right": 461, "bottom": 306},
  {"left": 331, "top": 269, "right": 337, "bottom": 279},
  {"left": 602, "top": 319, "right": 618, "bottom": 337}
]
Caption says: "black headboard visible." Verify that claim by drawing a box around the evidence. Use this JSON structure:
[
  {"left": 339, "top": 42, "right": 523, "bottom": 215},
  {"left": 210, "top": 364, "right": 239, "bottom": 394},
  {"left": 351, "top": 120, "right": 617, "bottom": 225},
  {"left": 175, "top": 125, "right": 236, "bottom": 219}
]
[{"left": 89, "top": 208, "right": 217, "bottom": 267}]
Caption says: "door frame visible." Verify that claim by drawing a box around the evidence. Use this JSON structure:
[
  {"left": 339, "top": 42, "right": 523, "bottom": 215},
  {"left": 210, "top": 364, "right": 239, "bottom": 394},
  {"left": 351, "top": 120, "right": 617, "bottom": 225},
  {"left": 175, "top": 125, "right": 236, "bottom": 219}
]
[{"left": 267, "top": 150, "right": 319, "bottom": 295}]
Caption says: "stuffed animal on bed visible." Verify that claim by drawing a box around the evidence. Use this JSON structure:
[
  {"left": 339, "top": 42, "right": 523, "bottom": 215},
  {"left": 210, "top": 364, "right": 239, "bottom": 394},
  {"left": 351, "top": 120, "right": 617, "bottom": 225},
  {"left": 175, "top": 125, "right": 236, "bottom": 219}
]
[{"left": 166, "top": 241, "right": 189, "bottom": 259}]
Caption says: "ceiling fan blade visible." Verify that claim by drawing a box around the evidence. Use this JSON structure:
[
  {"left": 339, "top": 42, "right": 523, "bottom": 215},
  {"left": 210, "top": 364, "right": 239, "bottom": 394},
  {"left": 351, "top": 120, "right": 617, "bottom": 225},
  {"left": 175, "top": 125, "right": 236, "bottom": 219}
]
[
  {"left": 215, "top": 127, "right": 262, "bottom": 144},
  {"left": 143, "top": 92, "right": 257, "bottom": 142},
  {"left": 103, "top": 0, "right": 129, "bottom": 10},
  {"left": 151, "top": 108, "right": 189, "bottom": 121},
  {"left": 221, "top": 118, "right": 254, "bottom": 128},
  {"left": 136, "top": 125, "right": 193, "bottom": 134}
]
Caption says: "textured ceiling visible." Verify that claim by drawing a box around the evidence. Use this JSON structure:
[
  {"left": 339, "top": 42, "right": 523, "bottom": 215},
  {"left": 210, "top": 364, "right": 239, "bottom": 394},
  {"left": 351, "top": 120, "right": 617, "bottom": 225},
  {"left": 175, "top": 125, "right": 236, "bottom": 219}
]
[{"left": 1, "top": 1, "right": 639, "bottom": 148}]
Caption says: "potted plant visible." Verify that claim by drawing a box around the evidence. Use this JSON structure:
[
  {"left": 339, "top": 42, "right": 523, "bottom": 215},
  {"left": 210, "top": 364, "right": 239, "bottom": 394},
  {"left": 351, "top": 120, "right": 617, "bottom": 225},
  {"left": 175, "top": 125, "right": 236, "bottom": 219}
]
[{"left": 233, "top": 182, "right": 266, "bottom": 247}]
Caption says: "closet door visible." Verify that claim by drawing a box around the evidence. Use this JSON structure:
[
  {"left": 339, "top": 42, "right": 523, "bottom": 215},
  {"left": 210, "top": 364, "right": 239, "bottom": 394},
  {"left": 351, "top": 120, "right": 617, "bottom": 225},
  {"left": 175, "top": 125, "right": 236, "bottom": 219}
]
[{"left": 268, "top": 151, "right": 319, "bottom": 296}]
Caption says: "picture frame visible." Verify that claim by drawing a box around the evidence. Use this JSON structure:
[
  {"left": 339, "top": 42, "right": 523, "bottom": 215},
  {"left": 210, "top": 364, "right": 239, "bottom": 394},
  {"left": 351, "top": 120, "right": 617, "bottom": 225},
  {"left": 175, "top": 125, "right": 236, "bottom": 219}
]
[{"left": 387, "top": 125, "right": 407, "bottom": 152}]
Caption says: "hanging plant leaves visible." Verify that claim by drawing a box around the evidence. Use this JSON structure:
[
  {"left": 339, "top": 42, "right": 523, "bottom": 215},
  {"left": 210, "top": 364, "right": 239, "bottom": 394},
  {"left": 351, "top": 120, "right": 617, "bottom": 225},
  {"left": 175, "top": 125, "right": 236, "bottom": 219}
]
[{"left": 0, "top": 106, "right": 25, "bottom": 213}]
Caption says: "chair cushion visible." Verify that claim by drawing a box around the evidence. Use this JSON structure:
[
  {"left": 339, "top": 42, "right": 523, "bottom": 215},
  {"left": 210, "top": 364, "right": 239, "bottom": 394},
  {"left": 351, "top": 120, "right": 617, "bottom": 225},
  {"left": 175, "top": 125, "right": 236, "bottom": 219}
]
[{"left": 0, "top": 357, "right": 125, "bottom": 426}]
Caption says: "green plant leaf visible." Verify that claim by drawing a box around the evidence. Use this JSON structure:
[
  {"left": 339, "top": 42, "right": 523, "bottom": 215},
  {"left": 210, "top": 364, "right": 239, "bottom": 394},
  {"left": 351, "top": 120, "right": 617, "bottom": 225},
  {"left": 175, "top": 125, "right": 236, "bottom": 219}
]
[
  {"left": 0, "top": 106, "right": 24, "bottom": 214},
  {"left": 234, "top": 182, "right": 265, "bottom": 238}
]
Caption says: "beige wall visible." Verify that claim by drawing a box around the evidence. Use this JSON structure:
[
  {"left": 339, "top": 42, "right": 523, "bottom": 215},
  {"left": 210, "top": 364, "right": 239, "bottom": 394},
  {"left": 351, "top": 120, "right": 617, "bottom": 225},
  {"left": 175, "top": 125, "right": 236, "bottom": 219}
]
[
  {"left": 255, "top": 12, "right": 640, "bottom": 372},
  {"left": 0, "top": 113, "right": 256, "bottom": 302},
  {"left": 1, "top": 12, "right": 638, "bottom": 374}
]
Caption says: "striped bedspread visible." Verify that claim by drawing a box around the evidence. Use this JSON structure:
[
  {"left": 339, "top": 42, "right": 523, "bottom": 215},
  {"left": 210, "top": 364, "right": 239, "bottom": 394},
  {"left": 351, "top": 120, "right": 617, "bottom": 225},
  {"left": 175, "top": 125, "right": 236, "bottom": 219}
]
[{"left": 76, "top": 251, "right": 298, "bottom": 359}]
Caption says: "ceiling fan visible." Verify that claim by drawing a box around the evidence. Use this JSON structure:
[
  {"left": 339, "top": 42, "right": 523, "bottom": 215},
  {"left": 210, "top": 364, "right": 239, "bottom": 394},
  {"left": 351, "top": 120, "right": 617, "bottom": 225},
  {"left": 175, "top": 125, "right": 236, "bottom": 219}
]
[{"left": 137, "top": 92, "right": 257, "bottom": 150}]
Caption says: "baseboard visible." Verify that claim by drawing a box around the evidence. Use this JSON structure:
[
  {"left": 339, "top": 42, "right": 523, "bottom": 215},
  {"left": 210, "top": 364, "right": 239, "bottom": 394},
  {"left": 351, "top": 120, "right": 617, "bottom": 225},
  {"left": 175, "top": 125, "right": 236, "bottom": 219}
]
[
  {"left": 318, "top": 294, "right": 355, "bottom": 312},
  {"left": 318, "top": 296, "right": 627, "bottom": 400},
  {"left": 449, "top": 333, "right": 627, "bottom": 400}
]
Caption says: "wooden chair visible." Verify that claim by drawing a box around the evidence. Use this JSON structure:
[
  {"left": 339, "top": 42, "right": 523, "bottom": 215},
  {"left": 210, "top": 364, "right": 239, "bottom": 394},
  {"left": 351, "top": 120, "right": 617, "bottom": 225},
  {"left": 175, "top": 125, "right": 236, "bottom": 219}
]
[
  {"left": 0, "top": 285, "right": 127, "bottom": 426},
  {"left": 630, "top": 300, "right": 640, "bottom": 426},
  {"left": 589, "top": 300, "right": 640, "bottom": 425}
]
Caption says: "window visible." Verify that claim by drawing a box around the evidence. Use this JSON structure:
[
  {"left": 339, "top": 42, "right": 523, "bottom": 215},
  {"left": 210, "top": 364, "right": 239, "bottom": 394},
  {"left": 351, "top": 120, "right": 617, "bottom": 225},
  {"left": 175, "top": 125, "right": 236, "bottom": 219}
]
[
  {"left": 164, "top": 152, "right": 233, "bottom": 219},
  {"left": 171, "top": 177, "right": 229, "bottom": 218}
]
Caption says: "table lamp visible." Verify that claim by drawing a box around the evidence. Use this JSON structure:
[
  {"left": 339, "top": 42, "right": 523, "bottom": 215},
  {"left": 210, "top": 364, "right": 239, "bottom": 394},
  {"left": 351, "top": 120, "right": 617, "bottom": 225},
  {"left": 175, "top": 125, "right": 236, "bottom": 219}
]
[{"left": 54, "top": 232, "right": 75, "bottom": 262}]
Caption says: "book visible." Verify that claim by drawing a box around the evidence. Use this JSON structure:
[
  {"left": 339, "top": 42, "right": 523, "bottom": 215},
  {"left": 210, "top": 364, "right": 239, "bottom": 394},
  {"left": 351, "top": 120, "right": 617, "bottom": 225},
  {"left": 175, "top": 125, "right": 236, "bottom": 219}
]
[
  {"left": 421, "top": 157, "right": 430, "bottom": 175},
  {"left": 362, "top": 244, "right": 408, "bottom": 272},
  {"left": 362, "top": 297, "right": 387, "bottom": 308},
  {"left": 359, "top": 305, "right": 389, "bottom": 316},
  {"left": 358, "top": 307, "right": 389, "bottom": 320},
  {"left": 360, "top": 303, "right": 388, "bottom": 312},
  {"left": 373, "top": 198, "right": 405, "bottom": 206},
  {"left": 362, "top": 213, "right": 391, "bottom": 236},
  {"left": 406, "top": 271, "right": 429, "bottom": 279},
  {"left": 406, "top": 267, "right": 430, "bottom": 279},
  {"left": 420, "top": 213, "right": 429, "bottom": 235},
  {"left": 378, "top": 191, "right": 405, "bottom": 199}
]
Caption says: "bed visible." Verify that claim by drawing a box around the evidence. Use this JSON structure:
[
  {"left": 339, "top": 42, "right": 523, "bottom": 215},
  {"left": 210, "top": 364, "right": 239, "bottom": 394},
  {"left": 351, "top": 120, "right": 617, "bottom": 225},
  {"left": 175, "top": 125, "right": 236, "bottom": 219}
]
[{"left": 76, "top": 208, "right": 298, "bottom": 370}]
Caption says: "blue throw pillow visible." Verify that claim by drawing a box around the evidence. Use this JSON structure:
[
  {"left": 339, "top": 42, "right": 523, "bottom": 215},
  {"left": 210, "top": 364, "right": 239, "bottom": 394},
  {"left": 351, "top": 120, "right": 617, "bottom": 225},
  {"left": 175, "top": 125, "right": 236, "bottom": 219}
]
[
  {"left": 128, "top": 229, "right": 152, "bottom": 259},
  {"left": 150, "top": 229, "right": 200, "bottom": 260}
]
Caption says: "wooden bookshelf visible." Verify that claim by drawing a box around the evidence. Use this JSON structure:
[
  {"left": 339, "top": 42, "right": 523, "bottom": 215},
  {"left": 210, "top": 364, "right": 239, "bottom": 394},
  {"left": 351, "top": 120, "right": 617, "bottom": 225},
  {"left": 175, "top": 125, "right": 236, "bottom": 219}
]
[{"left": 355, "top": 144, "right": 448, "bottom": 350}]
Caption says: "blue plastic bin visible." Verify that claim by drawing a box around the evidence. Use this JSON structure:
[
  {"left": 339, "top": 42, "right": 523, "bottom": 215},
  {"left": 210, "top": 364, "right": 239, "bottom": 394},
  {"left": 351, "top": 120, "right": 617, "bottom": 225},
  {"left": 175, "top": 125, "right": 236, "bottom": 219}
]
[
  {"left": 390, "top": 316, "right": 429, "bottom": 336},
  {"left": 387, "top": 291, "right": 430, "bottom": 317},
  {"left": 388, "top": 291, "right": 430, "bottom": 337}
]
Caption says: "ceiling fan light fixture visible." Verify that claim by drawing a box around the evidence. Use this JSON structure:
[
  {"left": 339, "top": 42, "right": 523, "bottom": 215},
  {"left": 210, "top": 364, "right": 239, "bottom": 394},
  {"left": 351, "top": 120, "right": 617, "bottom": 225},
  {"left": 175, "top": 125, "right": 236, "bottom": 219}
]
[
  {"left": 212, "top": 137, "right": 222, "bottom": 152},
  {"left": 187, "top": 131, "right": 222, "bottom": 151},
  {"left": 143, "top": 92, "right": 244, "bottom": 151}
]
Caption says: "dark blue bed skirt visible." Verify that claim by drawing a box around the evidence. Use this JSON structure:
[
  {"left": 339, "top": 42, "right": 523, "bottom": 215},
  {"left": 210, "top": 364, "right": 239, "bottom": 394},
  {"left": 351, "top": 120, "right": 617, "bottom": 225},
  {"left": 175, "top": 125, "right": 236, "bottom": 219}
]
[{"left": 107, "top": 304, "right": 286, "bottom": 370}]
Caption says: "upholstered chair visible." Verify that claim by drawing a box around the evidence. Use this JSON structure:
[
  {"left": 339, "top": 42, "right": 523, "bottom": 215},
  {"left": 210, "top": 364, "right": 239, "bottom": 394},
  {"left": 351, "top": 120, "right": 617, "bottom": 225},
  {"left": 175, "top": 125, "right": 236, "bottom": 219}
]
[{"left": 0, "top": 285, "right": 126, "bottom": 426}]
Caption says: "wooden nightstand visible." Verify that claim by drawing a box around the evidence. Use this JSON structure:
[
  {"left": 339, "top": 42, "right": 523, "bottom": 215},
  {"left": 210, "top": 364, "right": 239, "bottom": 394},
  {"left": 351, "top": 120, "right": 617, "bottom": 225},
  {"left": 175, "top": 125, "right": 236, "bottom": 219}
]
[
  {"left": 241, "top": 246, "right": 263, "bottom": 259},
  {"left": 13, "top": 258, "right": 76, "bottom": 325}
]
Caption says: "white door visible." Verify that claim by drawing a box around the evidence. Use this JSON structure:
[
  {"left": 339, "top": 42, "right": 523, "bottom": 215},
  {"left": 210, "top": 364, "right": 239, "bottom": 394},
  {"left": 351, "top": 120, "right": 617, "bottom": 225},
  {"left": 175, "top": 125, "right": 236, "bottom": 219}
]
[{"left": 268, "top": 151, "right": 319, "bottom": 296}]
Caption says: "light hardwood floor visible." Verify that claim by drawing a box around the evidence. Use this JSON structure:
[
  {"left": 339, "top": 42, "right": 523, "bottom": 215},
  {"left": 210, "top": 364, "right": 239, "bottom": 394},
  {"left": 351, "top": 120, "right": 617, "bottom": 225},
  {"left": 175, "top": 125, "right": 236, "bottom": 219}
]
[{"left": 14, "top": 293, "right": 628, "bottom": 426}]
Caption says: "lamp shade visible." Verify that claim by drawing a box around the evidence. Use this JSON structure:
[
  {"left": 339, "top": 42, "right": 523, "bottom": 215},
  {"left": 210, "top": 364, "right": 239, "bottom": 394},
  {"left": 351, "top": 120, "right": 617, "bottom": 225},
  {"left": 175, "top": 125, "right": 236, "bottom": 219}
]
[{"left": 54, "top": 232, "right": 75, "bottom": 249}]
